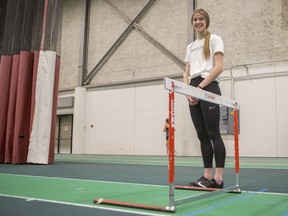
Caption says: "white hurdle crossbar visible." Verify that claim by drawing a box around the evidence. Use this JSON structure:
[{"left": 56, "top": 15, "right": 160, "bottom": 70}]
[
  {"left": 164, "top": 77, "right": 238, "bottom": 109},
  {"left": 164, "top": 77, "right": 241, "bottom": 209}
]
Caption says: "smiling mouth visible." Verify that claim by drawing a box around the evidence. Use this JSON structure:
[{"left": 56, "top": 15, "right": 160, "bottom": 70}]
[{"left": 194, "top": 25, "right": 203, "bottom": 29}]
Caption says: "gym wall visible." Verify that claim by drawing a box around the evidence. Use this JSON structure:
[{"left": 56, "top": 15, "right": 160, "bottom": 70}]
[{"left": 58, "top": 0, "right": 288, "bottom": 157}]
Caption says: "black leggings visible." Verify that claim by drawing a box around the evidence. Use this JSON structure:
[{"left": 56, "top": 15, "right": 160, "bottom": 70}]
[{"left": 189, "top": 76, "right": 226, "bottom": 168}]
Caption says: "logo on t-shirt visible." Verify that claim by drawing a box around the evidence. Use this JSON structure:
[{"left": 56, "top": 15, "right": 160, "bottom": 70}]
[{"left": 190, "top": 45, "right": 203, "bottom": 53}]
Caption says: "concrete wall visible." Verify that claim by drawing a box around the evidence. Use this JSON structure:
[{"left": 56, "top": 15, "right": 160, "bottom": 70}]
[
  {"left": 59, "top": 0, "right": 83, "bottom": 90},
  {"left": 58, "top": 0, "right": 288, "bottom": 157},
  {"left": 197, "top": 0, "right": 288, "bottom": 67},
  {"left": 87, "top": 0, "right": 187, "bottom": 85},
  {"left": 59, "top": 0, "right": 288, "bottom": 89}
]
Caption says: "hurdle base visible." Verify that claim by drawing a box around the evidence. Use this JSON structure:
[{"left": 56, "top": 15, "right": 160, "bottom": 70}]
[
  {"left": 175, "top": 185, "right": 242, "bottom": 193},
  {"left": 228, "top": 188, "right": 242, "bottom": 194},
  {"left": 175, "top": 185, "right": 220, "bottom": 192},
  {"left": 175, "top": 185, "right": 240, "bottom": 206},
  {"left": 94, "top": 198, "right": 176, "bottom": 213}
]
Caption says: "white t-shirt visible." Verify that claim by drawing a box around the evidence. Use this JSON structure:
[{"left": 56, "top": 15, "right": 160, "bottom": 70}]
[{"left": 184, "top": 34, "right": 224, "bottom": 83}]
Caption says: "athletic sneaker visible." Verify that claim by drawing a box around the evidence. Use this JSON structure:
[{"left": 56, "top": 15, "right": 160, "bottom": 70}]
[
  {"left": 198, "top": 178, "right": 224, "bottom": 189},
  {"left": 188, "top": 176, "right": 209, "bottom": 187}
]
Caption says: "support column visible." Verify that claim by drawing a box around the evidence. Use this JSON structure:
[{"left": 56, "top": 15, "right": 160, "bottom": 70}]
[{"left": 72, "top": 87, "right": 87, "bottom": 154}]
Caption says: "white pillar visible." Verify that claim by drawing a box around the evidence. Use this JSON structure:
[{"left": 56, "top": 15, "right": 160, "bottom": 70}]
[{"left": 72, "top": 87, "right": 87, "bottom": 154}]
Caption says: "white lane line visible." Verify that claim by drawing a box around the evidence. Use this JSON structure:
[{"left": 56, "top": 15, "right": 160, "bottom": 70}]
[
  {"left": 0, "top": 194, "right": 165, "bottom": 216},
  {"left": 0, "top": 173, "right": 167, "bottom": 188}
]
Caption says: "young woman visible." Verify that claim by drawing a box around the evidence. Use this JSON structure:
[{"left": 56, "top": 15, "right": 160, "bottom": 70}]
[
  {"left": 163, "top": 118, "right": 169, "bottom": 156},
  {"left": 183, "top": 9, "right": 225, "bottom": 188}
]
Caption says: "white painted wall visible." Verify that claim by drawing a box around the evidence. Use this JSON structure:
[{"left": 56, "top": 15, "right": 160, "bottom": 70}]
[
  {"left": 72, "top": 87, "right": 87, "bottom": 154},
  {"left": 221, "top": 62, "right": 288, "bottom": 157},
  {"left": 83, "top": 81, "right": 199, "bottom": 156},
  {"left": 69, "top": 62, "right": 288, "bottom": 157}
]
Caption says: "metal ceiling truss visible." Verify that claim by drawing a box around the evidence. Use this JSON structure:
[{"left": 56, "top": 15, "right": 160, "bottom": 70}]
[
  {"left": 83, "top": 0, "right": 185, "bottom": 85},
  {"left": 105, "top": 0, "right": 185, "bottom": 69}
]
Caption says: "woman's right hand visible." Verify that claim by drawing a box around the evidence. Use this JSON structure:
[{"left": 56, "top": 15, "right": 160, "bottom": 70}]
[{"left": 186, "top": 96, "right": 199, "bottom": 106}]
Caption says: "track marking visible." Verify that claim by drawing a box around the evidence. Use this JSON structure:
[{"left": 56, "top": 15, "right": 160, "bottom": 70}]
[
  {"left": 0, "top": 173, "right": 167, "bottom": 188},
  {"left": 0, "top": 194, "right": 164, "bottom": 216},
  {"left": 244, "top": 190, "right": 288, "bottom": 196},
  {"left": 1, "top": 173, "right": 287, "bottom": 196},
  {"left": 184, "top": 188, "right": 288, "bottom": 216}
]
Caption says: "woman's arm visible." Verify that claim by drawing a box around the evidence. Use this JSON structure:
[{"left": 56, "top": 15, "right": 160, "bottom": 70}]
[
  {"left": 183, "top": 63, "right": 190, "bottom": 84},
  {"left": 183, "top": 63, "right": 198, "bottom": 104},
  {"left": 198, "top": 52, "right": 224, "bottom": 88}
]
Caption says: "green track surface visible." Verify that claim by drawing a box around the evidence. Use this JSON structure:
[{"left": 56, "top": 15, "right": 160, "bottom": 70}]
[
  {"left": 55, "top": 154, "right": 288, "bottom": 169},
  {"left": 1, "top": 173, "right": 287, "bottom": 215}
]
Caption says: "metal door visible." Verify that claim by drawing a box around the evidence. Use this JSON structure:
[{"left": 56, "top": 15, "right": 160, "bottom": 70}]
[{"left": 55, "top": 114, "right": 73, "bottom": 154}]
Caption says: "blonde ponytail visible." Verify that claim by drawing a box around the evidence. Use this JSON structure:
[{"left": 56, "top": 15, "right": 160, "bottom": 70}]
[{"left": 203, "top": 31, "right": 211, "bottom": 59}]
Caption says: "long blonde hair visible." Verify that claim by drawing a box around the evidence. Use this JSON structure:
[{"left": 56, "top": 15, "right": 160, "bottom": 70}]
[{"left": 191, "top": 9, "right": 211, "bottom": 60}]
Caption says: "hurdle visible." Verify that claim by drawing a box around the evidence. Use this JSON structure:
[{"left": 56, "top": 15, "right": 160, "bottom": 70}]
[
  {"left": 164, "top": 77, "right": 241, "bottom": 208},
  {"left": 93, "top": 77, "right": 240, "bottom": 213}
]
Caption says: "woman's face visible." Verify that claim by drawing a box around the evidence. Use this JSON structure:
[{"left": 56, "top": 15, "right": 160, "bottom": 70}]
[{"left": 192, "top": 13, "right": 207, "bottom": 33}]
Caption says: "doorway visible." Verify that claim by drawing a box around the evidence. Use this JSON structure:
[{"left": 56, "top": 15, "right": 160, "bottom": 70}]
[{"left": 55, "top": 114, "right": 73, "bottom": 154}]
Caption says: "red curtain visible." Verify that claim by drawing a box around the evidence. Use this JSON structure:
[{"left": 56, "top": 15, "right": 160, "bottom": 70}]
[{"left": 0, "top": 0, "right": 62, "bottom": 164}]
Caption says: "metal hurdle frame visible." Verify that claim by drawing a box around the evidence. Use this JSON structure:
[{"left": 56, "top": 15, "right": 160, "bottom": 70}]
[
  {"left": 164, "top": 77, "right": 241, "bottom": 209},
  {"left": 94, "top": 77, "right": 240, "bottom": 213}
]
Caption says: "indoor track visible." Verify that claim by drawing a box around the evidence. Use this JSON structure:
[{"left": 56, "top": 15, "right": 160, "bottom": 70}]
[{"left": 0, "top": 155, "right": 287, "bottom": 216}]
